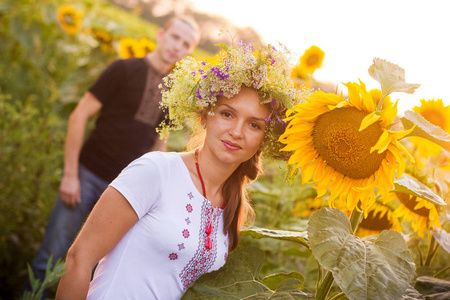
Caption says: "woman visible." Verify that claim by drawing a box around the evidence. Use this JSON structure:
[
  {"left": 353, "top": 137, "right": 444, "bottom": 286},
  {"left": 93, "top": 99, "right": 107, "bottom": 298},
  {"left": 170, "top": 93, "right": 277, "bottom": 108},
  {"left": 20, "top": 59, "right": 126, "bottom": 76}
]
[{"left": 56, "top": 42, "right": 303, "bottom": 299}]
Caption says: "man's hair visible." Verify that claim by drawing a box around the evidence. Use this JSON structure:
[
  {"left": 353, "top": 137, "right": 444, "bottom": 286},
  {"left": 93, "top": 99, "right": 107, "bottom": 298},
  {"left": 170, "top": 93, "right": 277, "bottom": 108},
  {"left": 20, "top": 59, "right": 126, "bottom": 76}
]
[{"left": 164, "top": 16, "right": 201, "bottom": 39}]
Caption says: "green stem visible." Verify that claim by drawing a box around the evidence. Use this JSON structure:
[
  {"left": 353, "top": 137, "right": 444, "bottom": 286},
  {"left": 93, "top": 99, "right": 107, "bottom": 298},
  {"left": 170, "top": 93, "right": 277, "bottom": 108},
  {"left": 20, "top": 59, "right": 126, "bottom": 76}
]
[
  {"left": 424, "top": 235, "right": 437, "bottom": 267},
  {"left": 316, "top": 271, "right": 334, "bottom": 300},
  {"left": 417, "top": 245, "right": 424, "bottom": 267},
  {"left": 328, "top": 292, "right": 347, "bottom": 300},
  {"left": 435, "top": 265, "right": 450, "bottom": 278},
  {"left": 349, "top": 207, "right": 364, "bottom": 233}
]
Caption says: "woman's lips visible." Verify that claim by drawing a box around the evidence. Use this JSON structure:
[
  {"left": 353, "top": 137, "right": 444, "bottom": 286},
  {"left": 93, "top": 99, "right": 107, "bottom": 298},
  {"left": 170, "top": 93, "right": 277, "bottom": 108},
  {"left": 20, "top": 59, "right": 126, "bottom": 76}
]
[{"left": 222, "top": 140, "right": 241, "bottom": 150}]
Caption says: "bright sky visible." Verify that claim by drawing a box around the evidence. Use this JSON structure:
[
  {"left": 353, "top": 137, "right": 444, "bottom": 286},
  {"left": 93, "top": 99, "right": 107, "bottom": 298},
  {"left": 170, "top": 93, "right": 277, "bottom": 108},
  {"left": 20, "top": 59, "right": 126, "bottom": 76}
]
[{"left": 190, "top": 0, "right": 450, "bottom": 114}]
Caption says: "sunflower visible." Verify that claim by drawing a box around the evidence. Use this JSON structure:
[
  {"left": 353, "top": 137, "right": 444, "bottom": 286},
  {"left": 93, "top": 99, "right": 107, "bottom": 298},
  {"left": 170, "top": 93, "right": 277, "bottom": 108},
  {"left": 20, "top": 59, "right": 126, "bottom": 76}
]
[
  {"left": 279, "top": 80, "right": 415, "bottom": 214},
  {"left": 118, "top": 37, "right": 144, "bottom": 59},
  {"left": 356, "top": 200, "right": 401, "bottom": 237},
  {"left": 409, "top": 99, "right": 450, "bottom": 157},
  {"left": 91, "top": 28, "right": 113, "bottom": 53},
  {"left": 293, "top": 45, "right": 325, "bottom": 78},
  {"left": 57, "top": 5, "right": 83, "bottom": 35},
  {"left": 413, "top": 99, "right": 450, "bottom": 132},
  {"left": 293, "top": 197, "right": 326, "bottom": 218},
  {"left": 139, "top": 38, "right": 156, "bottom": 55},
  {"left": 393, "top": 192, "right": 441, "bottom": 237}
]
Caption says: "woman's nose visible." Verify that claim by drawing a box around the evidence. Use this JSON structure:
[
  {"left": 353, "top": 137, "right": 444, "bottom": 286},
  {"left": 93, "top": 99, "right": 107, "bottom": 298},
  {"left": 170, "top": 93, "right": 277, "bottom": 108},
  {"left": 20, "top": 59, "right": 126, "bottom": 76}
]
[{"left": 229, "top": 122, "right": 244, "bottom": 139}]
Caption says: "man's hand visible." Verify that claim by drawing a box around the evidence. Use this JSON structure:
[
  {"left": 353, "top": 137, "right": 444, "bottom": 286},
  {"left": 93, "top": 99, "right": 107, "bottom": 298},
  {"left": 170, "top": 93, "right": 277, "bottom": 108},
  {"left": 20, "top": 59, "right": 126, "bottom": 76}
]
[{"left": 59, "top": 175, "right": 81, "bottom": 208}]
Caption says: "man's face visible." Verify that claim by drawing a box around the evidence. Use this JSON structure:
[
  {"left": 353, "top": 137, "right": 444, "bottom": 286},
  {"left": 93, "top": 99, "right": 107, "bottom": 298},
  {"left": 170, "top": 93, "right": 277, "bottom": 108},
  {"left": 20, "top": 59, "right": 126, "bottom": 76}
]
[{"left": 156, "top": 19, "right": 199, "bottom": 66}]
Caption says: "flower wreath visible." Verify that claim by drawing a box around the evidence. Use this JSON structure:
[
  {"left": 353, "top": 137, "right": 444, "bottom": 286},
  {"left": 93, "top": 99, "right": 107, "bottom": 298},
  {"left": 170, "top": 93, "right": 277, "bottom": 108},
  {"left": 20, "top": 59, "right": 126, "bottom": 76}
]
[{"left": 158, "top": 41, "right": 306, "bottom": 160}]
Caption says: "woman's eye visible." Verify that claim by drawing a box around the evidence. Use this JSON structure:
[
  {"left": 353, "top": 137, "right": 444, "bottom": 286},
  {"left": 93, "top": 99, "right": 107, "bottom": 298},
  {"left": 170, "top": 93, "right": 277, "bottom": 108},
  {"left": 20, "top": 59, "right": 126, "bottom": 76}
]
[
  {"left": 250, "top": 122, "right": 261, "bottom": 130},
  {"left": 221, "top": 111, "right": 232, "bottom": 118}
]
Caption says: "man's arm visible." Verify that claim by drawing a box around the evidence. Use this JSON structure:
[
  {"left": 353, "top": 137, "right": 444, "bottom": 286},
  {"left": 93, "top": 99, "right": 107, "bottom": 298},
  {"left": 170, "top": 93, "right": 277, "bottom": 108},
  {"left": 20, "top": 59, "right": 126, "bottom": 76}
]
[{"left": 60, "top": 92, "right": 102, "bottom": 208}]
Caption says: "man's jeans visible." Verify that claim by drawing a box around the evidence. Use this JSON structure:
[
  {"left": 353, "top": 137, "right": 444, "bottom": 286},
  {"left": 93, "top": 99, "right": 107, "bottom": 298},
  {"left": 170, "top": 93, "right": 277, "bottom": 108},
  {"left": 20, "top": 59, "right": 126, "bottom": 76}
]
[{"left": 31, "top": 165, "right": 109, "bottom": 281}]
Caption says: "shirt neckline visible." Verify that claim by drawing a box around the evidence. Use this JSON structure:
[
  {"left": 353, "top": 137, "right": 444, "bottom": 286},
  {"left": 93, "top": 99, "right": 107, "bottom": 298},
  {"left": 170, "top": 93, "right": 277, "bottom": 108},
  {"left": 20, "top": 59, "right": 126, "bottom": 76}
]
[{"left": 174, "top": 152, "right": 224, "bottom": 211}]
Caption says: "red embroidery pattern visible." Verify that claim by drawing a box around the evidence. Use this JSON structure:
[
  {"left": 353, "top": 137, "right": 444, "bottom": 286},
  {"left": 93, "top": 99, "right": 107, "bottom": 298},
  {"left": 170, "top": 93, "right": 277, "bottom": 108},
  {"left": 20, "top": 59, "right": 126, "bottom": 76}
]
[
  {"left": 179, "top": 199, "right": 221, "bottom": 289},
  {"left": 169, "top": 253, "right": 178, "bottom": 260},
  {"left": 182, "top": 229, "right": 190, "bottom": 238},
  {"left": 186, "top": 204, "right": 193, "bottom": 213}
]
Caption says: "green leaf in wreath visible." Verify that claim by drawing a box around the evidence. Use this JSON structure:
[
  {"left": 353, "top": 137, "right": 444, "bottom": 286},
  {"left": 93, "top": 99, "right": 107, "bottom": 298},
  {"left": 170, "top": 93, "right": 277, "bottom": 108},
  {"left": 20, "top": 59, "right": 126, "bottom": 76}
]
[
  {"left": 401, "top": 110, "right": 450, "bottom": 151},
  {"left": 181, "top": 247, "right": 313, "bottom": 299},
  {"left": 394, "top": 173, "right": 446, "bottom": 206},
  {"left": 308, "top": 208, "right": 415, "bottom": 300},
  {"left": 241, "top": 227, "right": 309, "bottom": 249}
]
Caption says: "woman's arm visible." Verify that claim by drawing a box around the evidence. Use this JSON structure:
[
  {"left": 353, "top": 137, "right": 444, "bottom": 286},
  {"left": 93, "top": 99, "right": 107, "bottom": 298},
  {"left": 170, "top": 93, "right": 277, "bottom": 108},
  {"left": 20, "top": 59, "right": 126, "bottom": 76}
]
[{"left": 56, "top": 186, "right": 139, "bottom": 300}]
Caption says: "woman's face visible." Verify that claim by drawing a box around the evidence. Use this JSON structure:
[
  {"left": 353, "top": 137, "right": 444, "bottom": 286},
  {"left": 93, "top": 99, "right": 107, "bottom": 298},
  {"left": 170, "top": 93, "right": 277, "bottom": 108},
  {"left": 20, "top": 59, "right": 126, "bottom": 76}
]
[{"left": 203, "top": 87, "right": 270, "bottom": 166}]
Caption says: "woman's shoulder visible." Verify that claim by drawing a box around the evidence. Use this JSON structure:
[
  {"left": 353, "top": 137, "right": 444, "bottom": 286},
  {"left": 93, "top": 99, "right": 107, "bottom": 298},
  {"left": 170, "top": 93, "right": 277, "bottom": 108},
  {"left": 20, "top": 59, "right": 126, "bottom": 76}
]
[{"left": 137, "top": 151, "right": 184, "bottom": 171}]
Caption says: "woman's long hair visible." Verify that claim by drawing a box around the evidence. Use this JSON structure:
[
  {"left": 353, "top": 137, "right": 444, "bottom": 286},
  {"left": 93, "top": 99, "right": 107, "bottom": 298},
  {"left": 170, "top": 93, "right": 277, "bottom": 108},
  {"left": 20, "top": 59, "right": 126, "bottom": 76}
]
[{"left": 221, "top": 150, "right": 262, "bottom": 251}]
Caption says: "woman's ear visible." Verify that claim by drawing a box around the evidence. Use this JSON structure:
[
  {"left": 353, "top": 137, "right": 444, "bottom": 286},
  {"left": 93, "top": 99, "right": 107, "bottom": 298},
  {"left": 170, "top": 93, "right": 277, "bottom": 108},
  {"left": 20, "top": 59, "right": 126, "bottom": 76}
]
[{"left": 200, "top": 109, "right": 208, "bottom": 129}]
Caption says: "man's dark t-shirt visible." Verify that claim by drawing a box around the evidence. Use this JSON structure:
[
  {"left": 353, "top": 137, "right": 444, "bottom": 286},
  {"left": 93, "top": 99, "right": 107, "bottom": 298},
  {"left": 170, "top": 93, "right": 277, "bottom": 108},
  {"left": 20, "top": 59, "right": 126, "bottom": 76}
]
[{"left": 80, "top": 58, "right": 166, "bottom": 182}]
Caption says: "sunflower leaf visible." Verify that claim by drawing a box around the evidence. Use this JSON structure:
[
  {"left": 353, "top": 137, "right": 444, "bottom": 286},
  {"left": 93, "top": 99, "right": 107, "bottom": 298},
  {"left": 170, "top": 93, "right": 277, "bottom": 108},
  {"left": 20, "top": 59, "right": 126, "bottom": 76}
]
[
  {"left": 181, "top": 247, "right": 313, "bottom": 299},
  {"left": 241, "top": 227, "right": 309, "bottom": 248},
  {"left": 432, "top": 228, "right": 450, "bottom": 254},
  {"left": 368, "top": 58, "right": 420, "bottom": 96},
  {"left": 401, "top": 110, "right": 450, "bottom": 151},
  {"left": 308, "top": 208, "right": 415, "bottom": 300},
  {"left": 262, "top": 272, "right": 305, "bottom": 290},
  {"left": 393, "top": 173, "right": 446, "bottom": 206}
]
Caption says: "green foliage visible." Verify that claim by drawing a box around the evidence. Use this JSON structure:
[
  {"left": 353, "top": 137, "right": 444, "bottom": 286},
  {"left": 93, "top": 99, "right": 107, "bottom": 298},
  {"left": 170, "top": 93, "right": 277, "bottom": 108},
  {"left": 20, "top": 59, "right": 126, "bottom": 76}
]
[
  {"left": 308, "top": 208, "right": 415, "bottom": 300},
  {"left": 0, "top": 0, "right": 173, "bottom": 297},
  {"left": 0, "top": 93, "right": 65, "bottom": 298},
  {"left": 241, "top": 227, "right": 309, "bottom": 249},
  {"left": 19, "top": 256, "right": 65, "bottom": 300},
  {"left": 182, "top": 247, "right": 313, "bottom": 299},
  {"left": 394, "top": 173, "right": 446, "bottom": 206}
]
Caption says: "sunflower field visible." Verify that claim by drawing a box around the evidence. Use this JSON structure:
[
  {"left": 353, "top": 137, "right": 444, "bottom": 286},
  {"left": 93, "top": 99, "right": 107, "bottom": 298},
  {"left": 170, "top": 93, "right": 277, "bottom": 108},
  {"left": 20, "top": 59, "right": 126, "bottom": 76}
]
[{"left": 1, "top": 0, "right": 450, "bottom": 299}]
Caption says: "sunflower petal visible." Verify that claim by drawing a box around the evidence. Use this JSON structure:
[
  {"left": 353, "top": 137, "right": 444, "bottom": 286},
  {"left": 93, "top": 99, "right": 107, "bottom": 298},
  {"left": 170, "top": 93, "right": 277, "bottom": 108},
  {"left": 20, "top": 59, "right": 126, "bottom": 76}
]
[
  {"left": 379, "top": 100, "right": 399, "bottom": 126},
  {"left": 370, "top": 128, "right": 390, "bottom": 153},
  {"left": 359, "top": 112, "right": 380, "bottom": 131},
  {"left": 359, "top": 79, "right": 376, "bottom": 111},
  {"left": 394, "top": 139, "right": 415, "bottom": 164},
  {"left": 388, "top": 125, "right": 416, "bottom": 140}
]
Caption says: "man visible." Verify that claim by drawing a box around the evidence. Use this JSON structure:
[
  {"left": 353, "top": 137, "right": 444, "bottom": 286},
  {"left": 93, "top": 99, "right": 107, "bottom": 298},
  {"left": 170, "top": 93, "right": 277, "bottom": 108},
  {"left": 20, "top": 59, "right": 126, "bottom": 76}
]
[{"left": 30, "top": 16, "right": 201, "bottom": 282}]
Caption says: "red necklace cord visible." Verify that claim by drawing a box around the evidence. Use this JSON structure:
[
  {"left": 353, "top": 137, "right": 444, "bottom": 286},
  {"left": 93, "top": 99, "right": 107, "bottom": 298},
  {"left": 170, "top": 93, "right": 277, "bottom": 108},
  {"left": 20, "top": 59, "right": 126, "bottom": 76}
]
[
  {"left": 194, "top": 149, "right": 213, "bottom": 250},
  {"left": 194, "top": 149, "right": 207, "bottom": 198}
]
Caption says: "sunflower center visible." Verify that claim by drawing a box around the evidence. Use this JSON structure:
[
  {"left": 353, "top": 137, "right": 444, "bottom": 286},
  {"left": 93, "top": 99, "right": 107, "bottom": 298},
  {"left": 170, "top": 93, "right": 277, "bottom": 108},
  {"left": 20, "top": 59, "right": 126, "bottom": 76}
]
[
  {"left": 312, "top": 107, "right": 386, "bottom": 179},
  {"left": 396, "top": 193, "right": 430, "bottom": 217},
  {"left": 359, "top": 210, "right": 392, "bottom": 231},
  {"left": 307, "top": 54, "right": 319, "bottom": 66}
]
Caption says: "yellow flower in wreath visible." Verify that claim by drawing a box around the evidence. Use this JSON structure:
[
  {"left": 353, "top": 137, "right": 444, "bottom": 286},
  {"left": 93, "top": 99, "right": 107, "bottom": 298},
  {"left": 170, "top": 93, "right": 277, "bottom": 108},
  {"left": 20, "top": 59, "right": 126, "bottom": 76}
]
[
  {"left": 57, "top": 5, "right": 83, "bottom": 35},
  {"left": 279, "top": 80, "right": 415, "bottom": 214}
]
